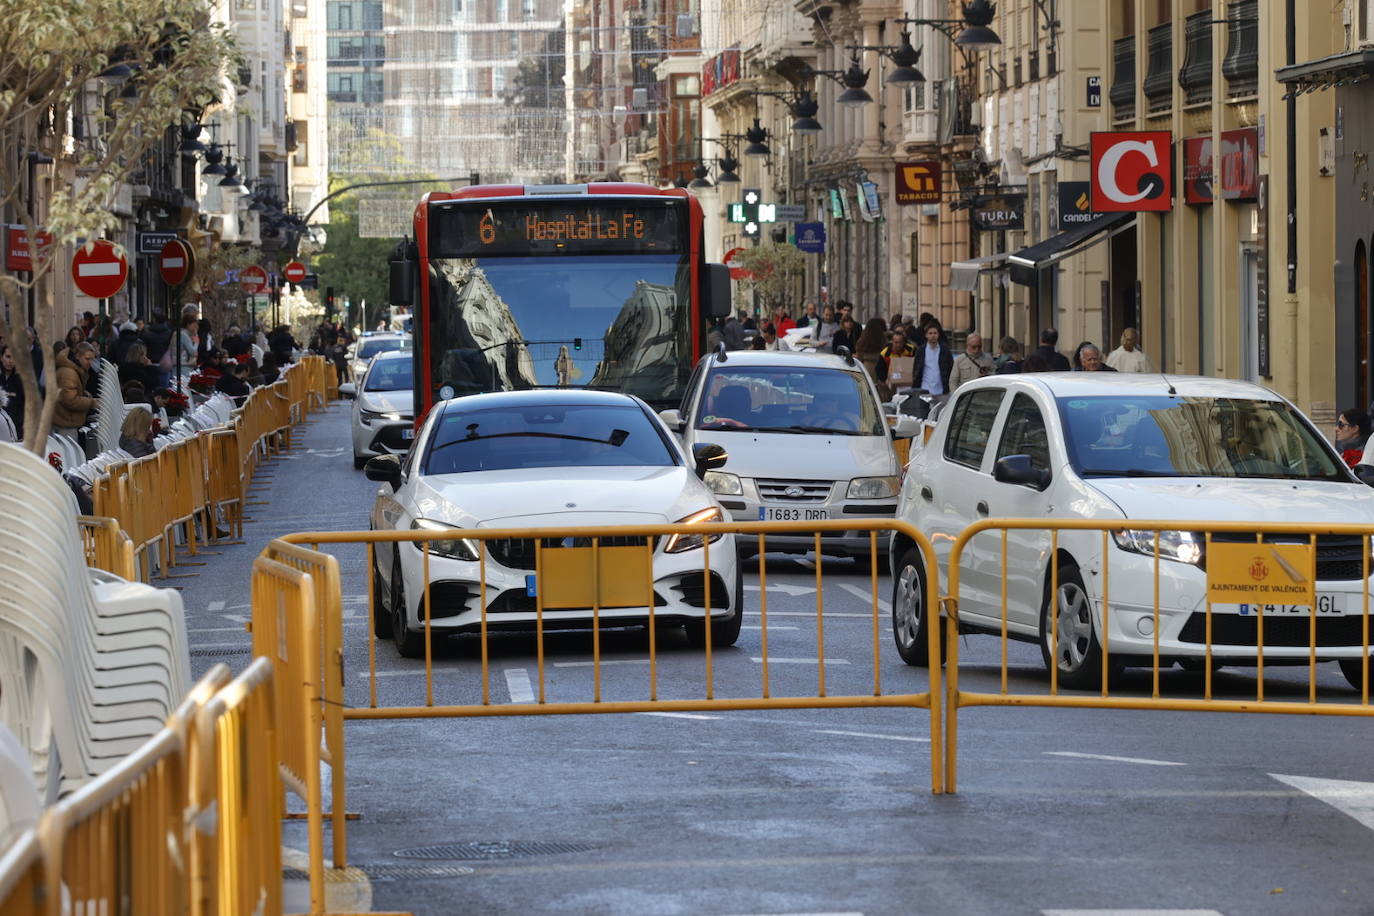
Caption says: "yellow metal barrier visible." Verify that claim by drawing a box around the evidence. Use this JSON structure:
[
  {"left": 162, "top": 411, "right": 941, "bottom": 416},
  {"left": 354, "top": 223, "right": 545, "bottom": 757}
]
[
  {"left": 943, "top": 518, "right": 1374, "bottom": 793},
  {"left": 191, "top": 658, "right": 282, "bottom": 916},
  {"left": 0, "top": 831, "right": 45, "bottom": 916},
  {"left": 77, "top": 515, "right": 136, "bottom": 580},
  {"left": 256, "top": 519, "right": 941, "bottom": 912}
]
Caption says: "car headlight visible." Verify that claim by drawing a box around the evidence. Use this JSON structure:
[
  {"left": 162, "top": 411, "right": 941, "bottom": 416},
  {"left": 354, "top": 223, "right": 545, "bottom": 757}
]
[
  {"left": 360, "top": 407, "right": 402, "bottom": 424},
  {"left": 704, "top": 470, "right": 742, "bottom": 496},
  {"left": 846, "top": 475, "right": 901, "bottom": 499},
  {"left": 1112, "top": 528, "right": 1204, "bottom": 565},
  {"left": 663, "top": 507, "right": 725, "bottom": 554},
  {"left": 410, "top": 519, "right": 480, "bottom": 561}
]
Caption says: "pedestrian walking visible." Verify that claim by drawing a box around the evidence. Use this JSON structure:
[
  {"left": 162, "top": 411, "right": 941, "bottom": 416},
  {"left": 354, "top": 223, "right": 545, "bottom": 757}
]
[
  {"left": 909, "top": 322, "right": 953, "bottom": 395},
  {"left": 950, "top": 333, "right": 997, "bottom": 390},
  {"left": 1033, "top": 328, "right": 1071, "bottom": 371},
  {"left": 995, "top": 336, "right": 1022, "bottom": 374},
  {"left": 1336, "top": 408, "right": 1371, "bottom": 468},
  {"left": 0, "top": 345, "right": 25, "bottom": 440},
  {"left": 1077, "top": 344, "right": 1117, "bottom": 372},
  {"left": 1105, "top": 327, "right": 1154, "bottom": 372}
]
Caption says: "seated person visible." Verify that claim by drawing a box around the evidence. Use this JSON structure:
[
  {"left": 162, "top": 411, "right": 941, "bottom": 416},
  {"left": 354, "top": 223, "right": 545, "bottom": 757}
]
[
  {"left": 699, "top": 384, "right": 753, "bottom": 429},
  {"left": 805, "top": 389, "right": 860, "bottom": 431}
]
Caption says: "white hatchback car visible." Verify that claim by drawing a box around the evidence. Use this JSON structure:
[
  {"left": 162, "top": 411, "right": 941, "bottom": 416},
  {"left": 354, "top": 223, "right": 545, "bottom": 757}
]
[
  {"left": 891, "top": 373, "right": 1374, "bottom": 690},
  {"left": 661, "top": 349, "right": 918, "bottom": 558},
  {"left": 366, "top": 389, "right": 741, "bottom": 657},
  {"left": 349, "top": 349, "right": 416, "bottom": 468},
  {"left": 349, "top": 332, "right": 411, "bottom": 383}
]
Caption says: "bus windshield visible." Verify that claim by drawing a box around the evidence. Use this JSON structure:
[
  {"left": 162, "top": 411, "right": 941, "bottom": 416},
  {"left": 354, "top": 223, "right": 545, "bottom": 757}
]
[{"left": 425, "top": 253, "right": 692, "bottom": 407}]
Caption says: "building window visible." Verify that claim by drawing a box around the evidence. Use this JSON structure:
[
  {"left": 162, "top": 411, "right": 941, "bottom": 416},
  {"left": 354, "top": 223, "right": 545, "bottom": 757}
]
[
  {"left": 522, "top": 0, "right": 536, "bottom": 19},
  {"left": 363, "top": 1, "right": 382, "bottom": 29},
  {"left": 293, "top": 47, "right": 307, "bottom": 93},
  {"left": 328, "top": 2, "right": 352, "bottom": 29},
  {"left": 294, "top": 120, "right": 309, "bottom": 166},
  {"left": 672, "top": 74, "right": 700, "bottom": 98}
]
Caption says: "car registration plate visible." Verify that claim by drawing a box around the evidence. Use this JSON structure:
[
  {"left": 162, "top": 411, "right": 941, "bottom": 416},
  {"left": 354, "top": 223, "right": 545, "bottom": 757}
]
[
  {"left": 1219, "top": 594, "right": 1347, "bottom": 616},
  {"left": 401, "top": 427, "right": 415, "bottom": 440},
  {"left": 759, "top": 506, "right": 829, "bottom": 522}
]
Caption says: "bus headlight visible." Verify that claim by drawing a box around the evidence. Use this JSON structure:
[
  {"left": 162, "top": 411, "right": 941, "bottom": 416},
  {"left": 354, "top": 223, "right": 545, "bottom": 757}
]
[
  {"left": 704, "top": 471, "right": 742, "bottom": 496},
  {"left": 664, "top": 507, "right": 725, "bottom": 554},
  {"left": 847, "top": 476, "right": 900, "bottom": 499},
  {"left": 411, "top": 519, "right": 480, "bottom": 561}
]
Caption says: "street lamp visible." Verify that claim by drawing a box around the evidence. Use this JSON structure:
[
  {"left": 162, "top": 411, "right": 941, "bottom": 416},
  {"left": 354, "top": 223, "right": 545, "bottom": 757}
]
[
  {"left": 801, "top": 55, "right": 874, "bottom": 108},
  {"left": 752, "top": 89, "right": 824, "bottom": 133},
  {"left": 896, "top": 0, "right": 1003, "bottom": 57},
  {"left": 743, "top": 118, "right": 770, "bottom": 157},
  {"left": 848, "top": 31, "right": 926, "bottom": 85}
]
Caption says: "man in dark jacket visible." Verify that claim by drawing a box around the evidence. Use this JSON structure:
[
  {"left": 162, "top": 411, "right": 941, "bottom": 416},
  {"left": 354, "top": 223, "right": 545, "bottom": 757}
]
[
  {"left": 140, "top": 311, "right": 174, "bottom": 387},
  {"left": 110, "top": 321, "right": 141, "bottom": 366},
  {"left": 1033, "top": 327, "right": 1071, "bottom": 371},
  {"left": 906, "top": 323, "right": 953, "bottom": 395}
]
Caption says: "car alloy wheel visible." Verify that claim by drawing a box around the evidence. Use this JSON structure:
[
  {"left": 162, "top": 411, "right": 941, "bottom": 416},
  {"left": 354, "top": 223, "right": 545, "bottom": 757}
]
[
  {"left": 390, "top": 551, "right": 424, "bottom": 658},
  {"left": 1038, "top": 561, "right": 1108, "bottom": 690},
  {"left": 372, "top": 558, "right": 393, "bottom": 639},
  {"left": 891, "top": 547, "right": 941, "bottom": 667}
]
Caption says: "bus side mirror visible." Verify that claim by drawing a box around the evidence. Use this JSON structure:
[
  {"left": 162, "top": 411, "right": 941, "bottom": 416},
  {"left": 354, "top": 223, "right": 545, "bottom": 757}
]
[
  {"left": 389, "top": 258, "right": 414, "bottom": 306},
  {"left": 705, "top": 263, "right": 731, "bottom": 319}
]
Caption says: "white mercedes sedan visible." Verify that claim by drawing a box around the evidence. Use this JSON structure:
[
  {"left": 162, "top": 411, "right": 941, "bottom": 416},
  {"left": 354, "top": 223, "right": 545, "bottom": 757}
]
[{"left": 365, "top": 389, "right": 741, "bottom": 657}]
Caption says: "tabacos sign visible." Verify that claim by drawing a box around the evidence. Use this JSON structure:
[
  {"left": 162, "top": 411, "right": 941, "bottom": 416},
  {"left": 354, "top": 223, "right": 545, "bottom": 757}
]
[{"left": 1090, "top": 131, "right": 1173, "bottom": 212}]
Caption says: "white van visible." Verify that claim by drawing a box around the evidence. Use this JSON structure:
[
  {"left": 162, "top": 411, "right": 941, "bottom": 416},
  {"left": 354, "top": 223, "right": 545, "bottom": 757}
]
[{"left": 659, "top": 348, "right": 919, "bottom": 558}]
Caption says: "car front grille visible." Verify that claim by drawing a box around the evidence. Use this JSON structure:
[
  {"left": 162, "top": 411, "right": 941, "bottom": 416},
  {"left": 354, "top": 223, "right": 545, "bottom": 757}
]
[
  {"left": 371, "top": 422, "right": 415, "bottom": 451},
  {"left": 487, "top": 587, "right": 667, "bottom": 613},
  {"left": 417, "top": 580, "right": 474, "bottom": 619},
  {"left": 484, "top": 535, "right": 660, "bottom": 571},
  {"left": 1178, "top": 613, "right": 1367, "bottom": 648},
  {"left": 756, "top": 478, "right": 832, "bottom": 503},
  {"left": 1205, "top": 532, "right": 1370, "bottom": 582},
  {"left": 669, "top": 572, "right": 731, "bottom": 609}
]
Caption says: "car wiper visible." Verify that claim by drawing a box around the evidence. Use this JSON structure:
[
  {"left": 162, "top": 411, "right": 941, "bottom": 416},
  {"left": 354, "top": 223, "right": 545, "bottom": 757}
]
[
  {"left": 429, "top": 428, "right": 629, "bottom": 454},
  {"left": 779, "top": 425, "right": 864, "bottom": 436},
  {"left": 1078, "top": 468, "right": 1183, "bottom": 477},
  {"left": 696, "top": 423, "right": 779, "bottom": 433}
]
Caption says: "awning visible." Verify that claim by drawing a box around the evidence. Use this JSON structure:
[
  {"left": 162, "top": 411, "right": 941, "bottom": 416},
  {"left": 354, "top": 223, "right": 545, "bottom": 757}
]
[
  {"left": 948, "top": 253, "right": 1006, "bottom": 292},
  {"left": 1007, "top": 212, "right": 1135, "bottom": 286},
  {"left": 1275, "top": 47, "right": 1374, "bottom": 96}
]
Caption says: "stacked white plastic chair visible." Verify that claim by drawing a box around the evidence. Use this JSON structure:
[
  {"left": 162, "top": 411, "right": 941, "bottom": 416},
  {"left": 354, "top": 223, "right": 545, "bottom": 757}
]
[
  {"left": 0, "top": 442, "right": 190, "bottom": 797},
  {"left": 0, "top": 725, "right": 39, "bottom": 845},
  {"left": 94, "top": 358, "right": 123, "bottom": 454},
  {"left": 43, "top": 432, "right": 83, "bottom": 473}
]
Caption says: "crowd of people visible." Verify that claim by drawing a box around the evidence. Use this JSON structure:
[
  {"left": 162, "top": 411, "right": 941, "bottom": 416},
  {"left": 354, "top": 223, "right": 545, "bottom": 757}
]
[
  {"left": 0, "top": 306, "right": 353, "bottom": 449},
  {"left": 706, "top": 300, "right": 1159, "bottom": 403}
]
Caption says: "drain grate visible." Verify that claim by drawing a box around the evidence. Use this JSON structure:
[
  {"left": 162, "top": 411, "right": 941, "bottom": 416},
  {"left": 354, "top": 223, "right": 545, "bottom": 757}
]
[
  {"left": 392, "top": 840, "right": 597, "bottom": 861},
  {"left": 284, "top": 864, "right": 475, "bottom": 882},
  {"left": 189, "top": 647, "right": 251, "bottom": 657}
]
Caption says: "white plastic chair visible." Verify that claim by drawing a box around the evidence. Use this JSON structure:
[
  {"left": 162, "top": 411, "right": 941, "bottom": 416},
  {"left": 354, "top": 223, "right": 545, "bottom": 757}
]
[
  {"left": 0, "top": 443, "right": 190, "bottom": 793},
  {"left": 0, "top": 724, "right": 41, "bottom": 837},
  {"left": 94, "top": 358, "right": 123, "bottom": 454}
]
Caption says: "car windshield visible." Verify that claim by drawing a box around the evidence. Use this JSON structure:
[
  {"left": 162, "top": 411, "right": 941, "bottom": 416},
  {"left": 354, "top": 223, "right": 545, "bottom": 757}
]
[
  {"left": 357, "top": 337, "right": 411, "bottom": 360},
  {"left": 1058, "top": 395, "right": 1349, "bottom": 481},
  {"left": 422, "top": 403, "right": 676, "bottom": 474},
  {"left": 695, "top": 366, "right": 885, "bottom": 436},
  {"left": 364, "top": 356, "right": 413, "bottom": 392}
]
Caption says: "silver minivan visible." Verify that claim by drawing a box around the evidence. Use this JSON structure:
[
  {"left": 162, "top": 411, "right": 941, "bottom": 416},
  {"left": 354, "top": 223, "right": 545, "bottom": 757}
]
[{"left": 659, "top": 349, "right": 919, "bottom": 558}]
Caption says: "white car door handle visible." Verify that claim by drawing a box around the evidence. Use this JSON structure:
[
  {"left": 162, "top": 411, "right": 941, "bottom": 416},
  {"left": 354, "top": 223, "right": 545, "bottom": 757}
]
[
  {"left": 976, "top": 500, "right": 989, "bottom": 516},
  {"left": 920, "top": 485, "right": 934, "bottom": 502}
]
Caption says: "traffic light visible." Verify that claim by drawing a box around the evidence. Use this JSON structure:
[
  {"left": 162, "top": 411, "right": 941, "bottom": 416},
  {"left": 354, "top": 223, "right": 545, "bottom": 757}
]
[{"left": 741, "top": 188, "right": 761, "bottom": 240}]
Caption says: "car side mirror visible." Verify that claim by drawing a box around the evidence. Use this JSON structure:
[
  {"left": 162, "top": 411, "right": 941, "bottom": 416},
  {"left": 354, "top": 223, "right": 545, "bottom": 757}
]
[
  {"left": 692, "top": 442, "right": 728, "bottom": 479},
  {"left": 704, "top": 263, "right": 732, "bottom": 318},
  {"left": 364, "top": 453, "right": 403, "bottom": 487},
  {"left": 891, "top": 415, "right": 921, "bottom": 439},
  {"left": 993, "top": 454, "right": 1050, "bottom": 490},
  {"left": 339, "top": 382, "right": 356, "bottom": 399},
  {"left": 658, "top": 408, "right": 684, "bottom": 432}
]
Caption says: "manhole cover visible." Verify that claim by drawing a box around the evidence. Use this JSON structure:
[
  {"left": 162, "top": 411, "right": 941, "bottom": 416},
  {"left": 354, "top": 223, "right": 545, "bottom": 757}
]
[
  {"left": 284, "top": 865, "right": 475, "bottom": 882},
  {"left": 393, "top": 840, "right": 597, "bottom": 861},
  {"left": 189, "top": 647, "right": 251, "bottom": 657}
]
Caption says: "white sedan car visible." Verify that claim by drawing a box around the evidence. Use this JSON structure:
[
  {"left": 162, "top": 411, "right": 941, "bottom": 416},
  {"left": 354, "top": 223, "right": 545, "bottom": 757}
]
[
  {"left": 349, "top": 350, "right": 415, "bottom": 468},
  {"left": 892, "top": 373, "right": 1374, "bottom": 690},
  {"left": 348, "top": 332, "right": 411, "bottom": 383},
  {"left": 366, "top": 389, "right": 741, "bottom": 657}
]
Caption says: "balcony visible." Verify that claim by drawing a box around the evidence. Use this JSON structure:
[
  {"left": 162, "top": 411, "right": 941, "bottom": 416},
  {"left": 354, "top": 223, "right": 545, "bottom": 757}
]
[
  {"left": 1142, "top": 23, "right": 1174, "bottom": 113},
  {"left": 1178, "top": 11, "right": 1213, "bottom": 104},
  {"left": 1222, "top": 0, "right": 1259, "bottom": 98},
  {"left": 1109, "top": 36, "right": 1135, "bottom": 120}
]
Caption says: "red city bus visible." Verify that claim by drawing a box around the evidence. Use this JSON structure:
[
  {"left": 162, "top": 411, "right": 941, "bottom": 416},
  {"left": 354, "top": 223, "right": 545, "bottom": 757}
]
[{"left": 388, "top": 182, "right": 732, "bottom": 420}]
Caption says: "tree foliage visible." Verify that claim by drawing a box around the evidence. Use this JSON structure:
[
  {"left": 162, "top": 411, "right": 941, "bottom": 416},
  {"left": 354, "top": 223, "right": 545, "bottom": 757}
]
[
  {"left": 0, "top": 0, "right": 236, "bottom": 451},
  {"left": 733, "top": 242, "right": 807, "bottom": 315}
]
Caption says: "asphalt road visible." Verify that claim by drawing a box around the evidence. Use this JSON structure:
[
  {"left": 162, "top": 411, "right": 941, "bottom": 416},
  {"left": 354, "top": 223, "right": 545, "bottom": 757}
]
[{"left": 182, "top": 401, "right": 1374, "bottom": 915}]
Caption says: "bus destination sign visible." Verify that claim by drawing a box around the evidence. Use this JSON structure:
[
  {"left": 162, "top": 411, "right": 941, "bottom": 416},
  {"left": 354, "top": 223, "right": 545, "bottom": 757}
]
[{"left": 433, "top": 200, "right": 686, "bottom": 257}]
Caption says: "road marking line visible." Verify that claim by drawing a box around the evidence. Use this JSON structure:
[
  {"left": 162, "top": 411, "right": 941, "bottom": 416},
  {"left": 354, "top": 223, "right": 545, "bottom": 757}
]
[
  {"left": 794, "top": 558, "right": 816, "bottom": 569},
  {"left": 721, "top": 912, "right": 864, "bottom": 916},
  {"left": 368, "top": 670, "right": 427, "bottom": 678},
  {"left": 837, "top": 583, "right": 891, "bottom": 612},
  {"left": 189, "top": 627, "right": 252, "bottom": 634},
  {"left": 1270, "top": 773, "right": 1374, "bottom": 833},
  {"left": 206, "top": 600, "right": 226, "bottom": 612},
  {"left": 751, "top": 657, "right": 851, "bottom": 665},
  {"left": 1045, "top": 752, "right": 1186, "bottom": 767},
  {"left": 759, "top": 611, "right": 872, "bottom": 619},
  {"left": 504, "top": 668, "right": 534, "bottom": 703},
  {"left": 553, "top": 659, "right": 650, "bottom": 668},
  {"left": 1042, "top": 911, "right": 1222, "bottom": 915},
  {"left": 637, "top": 712, "right": 722, "bottom": 720},
  {"left": 814, "top": 730, "right": 928, "bottom": 743},
  {"left": 741, "top": 625, "right": 799, "bottom": 630},
  {"left": 223, "top": 614, "right": 251, "bottom": 624}
]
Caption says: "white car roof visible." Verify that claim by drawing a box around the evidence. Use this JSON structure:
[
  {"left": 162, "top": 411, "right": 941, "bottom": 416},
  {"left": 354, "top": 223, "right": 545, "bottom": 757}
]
[
  {"left": 369, "top": 348, "right": 411, "bottom": 362},
  {"left": 705, "top": 349, "right": 865, "bottom": 373},
  {"left": 961, "top": 372, "right": 1285, "bottom": 402}
]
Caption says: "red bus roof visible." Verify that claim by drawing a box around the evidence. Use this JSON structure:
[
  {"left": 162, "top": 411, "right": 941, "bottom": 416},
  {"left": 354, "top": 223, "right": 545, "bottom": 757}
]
[{"left": 422, "top": 183, "right": 691, "bottom": 204}]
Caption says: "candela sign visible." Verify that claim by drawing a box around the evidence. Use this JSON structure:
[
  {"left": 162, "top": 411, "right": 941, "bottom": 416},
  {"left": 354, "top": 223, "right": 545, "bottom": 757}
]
[{"left": 1091, "top": 131, "right": 1173, "bottom": 212}]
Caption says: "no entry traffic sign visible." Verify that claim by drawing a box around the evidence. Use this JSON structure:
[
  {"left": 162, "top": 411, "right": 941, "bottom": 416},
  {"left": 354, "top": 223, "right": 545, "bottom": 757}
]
[
  {"left": 240, "top": 265, "right": 268, "bottom": 295},
  {"left": 71, "top": 240, "right": 128, "bottom": 299},
  {"left": 283, "top": 260, "right": 307, "bottom": 284},
  {"left": 159, "top": 238, "right": 195, "bottom": 288}
]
